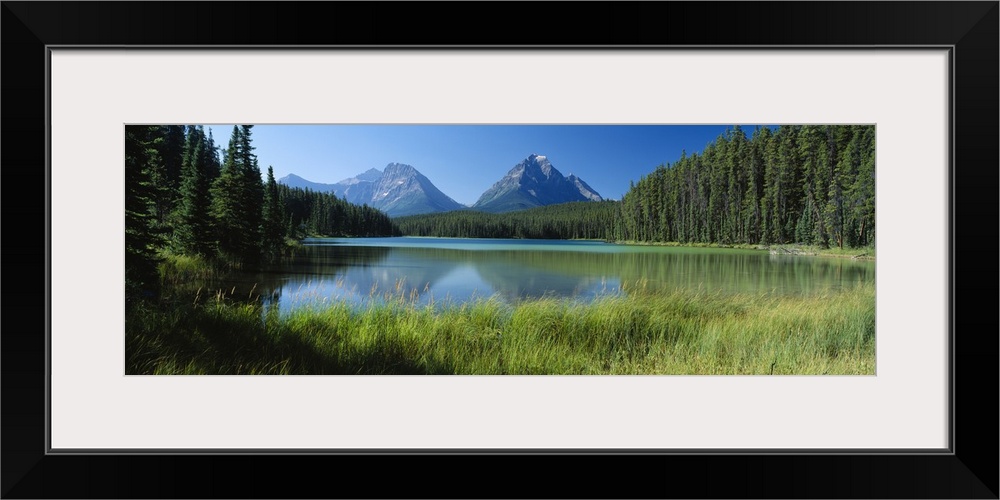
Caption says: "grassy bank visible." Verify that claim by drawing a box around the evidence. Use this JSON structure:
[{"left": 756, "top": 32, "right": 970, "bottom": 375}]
[
  {"left": 611, "top": 240, "right": 875, "bottom": 260},
  {"left": 126, "top": 282, "right": 875, "bottom": 375}
]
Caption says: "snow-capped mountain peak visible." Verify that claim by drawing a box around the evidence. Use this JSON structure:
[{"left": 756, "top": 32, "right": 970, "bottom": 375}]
[
  {"left": 279, "top": 163, "right": 462, "bottom": 217},
  {"left": 472, "top": 154, "right": 603, "bottom": 212}
]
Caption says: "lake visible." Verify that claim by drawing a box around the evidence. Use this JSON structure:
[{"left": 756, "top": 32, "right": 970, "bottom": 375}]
[{"left": 205, "top": 237, "right": 875, "bottom": 314}]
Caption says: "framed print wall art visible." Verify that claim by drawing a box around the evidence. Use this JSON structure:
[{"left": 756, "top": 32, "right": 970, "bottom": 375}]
[{"left": 3, "top": 2, "right": 996, "bottom": 498}]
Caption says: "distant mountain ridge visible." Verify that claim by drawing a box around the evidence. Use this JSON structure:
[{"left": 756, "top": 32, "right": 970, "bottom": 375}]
[
  {"left": 277, "top": 173, "right": 340, "bottom": 193},
  {"left": 472, "top": 154, "right": 603, "bottom": 213},
  {"left": 278, "top": 164, "right": 463, "bottom": 217},
  {"left": 278, "top": 153, "right": 603, "bottom": 216}
]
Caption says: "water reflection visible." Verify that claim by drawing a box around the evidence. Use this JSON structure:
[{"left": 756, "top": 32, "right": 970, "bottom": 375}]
[{"left": 193, "top": 238, "right": 874, "bottom": 313}]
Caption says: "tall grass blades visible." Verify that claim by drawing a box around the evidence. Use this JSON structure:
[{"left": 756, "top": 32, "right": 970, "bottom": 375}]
[{"left": 126, "top": 283, "right": 875, "bottom": 375}]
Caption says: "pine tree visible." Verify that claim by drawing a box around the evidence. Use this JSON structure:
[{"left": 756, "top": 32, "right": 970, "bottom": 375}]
[
  {"left": 203, "top": 127, "right": 222, "bottom": 182},
  {"left": 125, "top": 126, "right": 167, "bottom": 304},
  {"left": 851, "top": 126, "right": 876, "bottom": 246},
  {"left": 239, "top": 125, "right": 265, "bottom": 266},
  {"left": 211, "top": 125, "right": 264, "bottom": 268},
  {"left": 744, "top": 126, "right": 768, "bottom": 244},
  {"left": 262, "top": 166, "right": 285, "bottom": 263},
  {"left": 795, "top": 198, "right": 815, "bottom": 244},
  {"left": 174, "top": 126, "right": 216, "bottom": 256}
]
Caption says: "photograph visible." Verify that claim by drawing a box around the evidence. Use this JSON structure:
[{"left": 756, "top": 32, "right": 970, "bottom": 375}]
[
  {"left": 126, "top": 124, "right": 876, "bottom": 375},
  {"left": 5, "top": 0, "right": 994, "bottom": 496}
]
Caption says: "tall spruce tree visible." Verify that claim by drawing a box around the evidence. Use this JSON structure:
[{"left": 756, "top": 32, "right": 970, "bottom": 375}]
[
  {"left": 238, "top": 125, "right": 265, "bottom": 266},
  {"left": 203, "top": 127, "right": 222, "bottom": 182},
  {"left": 144, "top": 125, "right": 187, "bottom": 228},
  {"left": 174, "top": 126, "right": 216, "bottom": 256},
  {"left": 125, "top": 126, "right": 167, "bottom": 304},
  {"left": 851, "top": 126, "right": 876, "bottom": 247},
  {"left": 211, "top": 125, "right": 264, "bottom": 268},
  {"left": 261, "top": 165, "right": 285, "bottom": 263}
]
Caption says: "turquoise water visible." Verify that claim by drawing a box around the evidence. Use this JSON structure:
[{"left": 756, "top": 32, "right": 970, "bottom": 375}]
[{"left": 208, "top": 237, "right": 874, "bottom": 313}]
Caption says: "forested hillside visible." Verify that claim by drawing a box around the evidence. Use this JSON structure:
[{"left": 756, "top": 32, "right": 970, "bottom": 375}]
[{"left": 611, "top": 125, "right": 875, "bottom": 248}]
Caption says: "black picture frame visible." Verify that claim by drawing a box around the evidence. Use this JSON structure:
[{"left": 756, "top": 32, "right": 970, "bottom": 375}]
[{"left": 3, "top": 2, "right": 996, "bottom": 498}]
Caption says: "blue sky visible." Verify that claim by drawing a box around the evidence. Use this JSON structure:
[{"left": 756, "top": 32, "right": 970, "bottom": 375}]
[{"left": 205, "top": 125, "right": 773, "bottom": 206}]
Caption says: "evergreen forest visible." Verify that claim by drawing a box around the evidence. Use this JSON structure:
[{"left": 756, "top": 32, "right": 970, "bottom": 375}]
[{"left": 125, "top": 125, "right": 399, "bottom": 303}]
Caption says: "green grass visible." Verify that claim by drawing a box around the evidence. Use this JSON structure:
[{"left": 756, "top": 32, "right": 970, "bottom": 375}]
[
  {"left": 613, "top": 241, "right": 875, "bottom": 260},
  {"left": 126, "top": 282, "right": 875, "bottom": 375},
  {"left": 805, "top": 244, "right": 876, "bottom": 259},
  {"left": 156, "top": 252, "right": 221, "bottom": 285}
]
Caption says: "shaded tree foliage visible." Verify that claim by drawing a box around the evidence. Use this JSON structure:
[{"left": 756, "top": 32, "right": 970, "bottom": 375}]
[
  {"left": 173, "top": 126, "right": 218, "bottom": 256},
  {"left": 262, "top": 166, "right": 286, "bottom": 263},
  {"left": 124, "top": 126, "right": 167, "bottom": 305},
  {"left": 211, "top": 125, "right": 265, "bottom": 268}
]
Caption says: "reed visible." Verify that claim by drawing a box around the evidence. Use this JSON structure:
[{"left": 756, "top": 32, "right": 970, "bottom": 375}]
[{"left": 126, "top": 282, "right": 875, "bottom": 375}]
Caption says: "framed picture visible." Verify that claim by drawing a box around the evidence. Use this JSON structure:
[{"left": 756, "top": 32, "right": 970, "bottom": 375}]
[{"left": 5, "top": 2, "right": 996, "bottom": 498}]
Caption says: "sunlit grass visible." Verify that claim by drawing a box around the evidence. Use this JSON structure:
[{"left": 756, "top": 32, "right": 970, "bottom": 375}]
[{"left": 126, "top": 280, "right": 875, "bottom": 375}]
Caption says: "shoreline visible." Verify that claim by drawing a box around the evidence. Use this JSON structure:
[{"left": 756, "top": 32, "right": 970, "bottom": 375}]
[
  {"left": 607, "top": 240, "right": 875, "bottom": 261},
  {"left": 298, "top": 235, "right": 876, "bottom": 261}
]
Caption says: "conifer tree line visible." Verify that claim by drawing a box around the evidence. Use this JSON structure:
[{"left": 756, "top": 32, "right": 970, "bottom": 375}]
[
  {"left": 612, "top": 125, "right": 875, "bottom": 248},
  {"left": 124, "top": 125, "right": 399, "bottom": 299},
  {"left": 395, "top": 125, "right": 875, "bottom": 248},
  {"left": 396, "top": 201, "right": 618, "bottom": 240},
  {"left": 277, "top": 183, "right": 401, "bottom": 239}
]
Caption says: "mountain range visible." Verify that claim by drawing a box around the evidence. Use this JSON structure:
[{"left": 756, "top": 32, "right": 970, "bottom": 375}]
[
  {"left": 279, "top": 164, "right": 463, "bottom": 217},
  {"left": 278, "top": 154, "right": 602, "bottom": 217}
]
